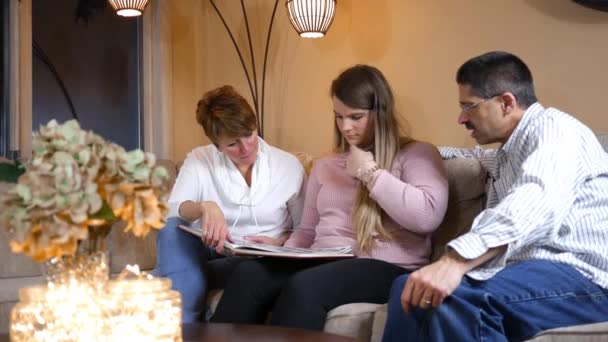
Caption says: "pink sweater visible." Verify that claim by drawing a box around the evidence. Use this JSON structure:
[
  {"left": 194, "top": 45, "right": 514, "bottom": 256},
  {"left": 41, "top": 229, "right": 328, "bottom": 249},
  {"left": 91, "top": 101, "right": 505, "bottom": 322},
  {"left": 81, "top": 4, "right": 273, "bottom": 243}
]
[{"left": 284, "top": 142, "right": 449, "bottom": 269}]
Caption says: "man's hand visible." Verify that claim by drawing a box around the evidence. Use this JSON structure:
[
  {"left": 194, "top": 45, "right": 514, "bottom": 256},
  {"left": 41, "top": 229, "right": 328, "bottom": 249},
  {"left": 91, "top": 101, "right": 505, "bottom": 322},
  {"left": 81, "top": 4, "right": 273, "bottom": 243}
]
[
  {"left": 346, "top": 144, "right": 376, "bottom": 178},
  {"left": 401, "top": 246, "right": 507, "bottom": 312},
  {"left": 401, "top": 253, "right": 468, "bottom": 313},
  {"left": 244, "top": 232, "right": 291, "bottom": 246},
  {"left": 199, "top": 201, "right": 233, "bottom": 253}
]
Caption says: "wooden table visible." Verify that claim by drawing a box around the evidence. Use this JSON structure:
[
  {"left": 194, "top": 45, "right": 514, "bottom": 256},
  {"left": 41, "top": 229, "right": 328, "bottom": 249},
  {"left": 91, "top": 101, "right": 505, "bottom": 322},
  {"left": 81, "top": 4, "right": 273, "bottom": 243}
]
[
  {"left": 0, "top": 323, "right": 361, "bottom": 342},
  {"left": 183, "top": 323, "right": 361, "bottom": 342}
]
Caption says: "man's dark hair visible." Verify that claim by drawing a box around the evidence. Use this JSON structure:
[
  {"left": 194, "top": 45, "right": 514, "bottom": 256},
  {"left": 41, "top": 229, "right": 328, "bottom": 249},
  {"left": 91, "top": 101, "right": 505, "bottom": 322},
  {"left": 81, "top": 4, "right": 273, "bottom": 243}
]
[{"left": 456, "top": 51, "right": 538, "bottom": 108}]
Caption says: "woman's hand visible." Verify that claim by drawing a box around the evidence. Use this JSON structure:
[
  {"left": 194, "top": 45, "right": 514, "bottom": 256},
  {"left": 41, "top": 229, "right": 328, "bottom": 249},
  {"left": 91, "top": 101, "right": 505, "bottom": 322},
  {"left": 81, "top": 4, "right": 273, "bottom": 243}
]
[
  {"left": 244, "top": 232, "right": 291, "bottom": 246},
  {"left": 346, "top": 144, "right": 376, "bottom": 179},
  {"left": 200, "top": 201, "right": 233, "bottom": 253}
]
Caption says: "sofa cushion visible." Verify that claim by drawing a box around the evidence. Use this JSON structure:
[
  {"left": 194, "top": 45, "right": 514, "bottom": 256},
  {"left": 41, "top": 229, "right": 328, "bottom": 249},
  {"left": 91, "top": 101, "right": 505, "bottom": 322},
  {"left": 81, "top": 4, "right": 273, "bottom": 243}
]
[
  {"left": 0, "top": 239, "right": 42, "bottom": 279},
  {"left": 0, "top": 276, "right": 45, "bottom": 304},
  {"left": 324, "top": 303, "right": 384, "bottom": 341},
  {"left": 0, "top": 276, "right": 47, "bottom": 333},
  {"left": 370, "top": 304, "right": 388, "bottom": 342},
  {"left": 0, "top": 301, "right": 16, "bottom": 334},
  {"left": 443, "top": 158, "right": 486, "bottom": 202},
  {"left": 432, "top": 158, "right": 486, "bottom": 260},
  {"left": 108, "top": 159, "right": 176, "bottom": 274},
  {"left": 0, "top": 180, "right": 43, "bottom": 279},
  {"left": 596, "top": 133, "right": 608, "bottom": 151},
  {"left": 293, "top": 152, "right": 314, "bottom": 175},
  {"left": 527, "top": 322, "right": 608, "bottom": 341},
  {"left": 109, "top": 227, "right": 158, "bottom": 274},
  {"left": 206, "top": 289, "right": 224, "bottom": 314}
]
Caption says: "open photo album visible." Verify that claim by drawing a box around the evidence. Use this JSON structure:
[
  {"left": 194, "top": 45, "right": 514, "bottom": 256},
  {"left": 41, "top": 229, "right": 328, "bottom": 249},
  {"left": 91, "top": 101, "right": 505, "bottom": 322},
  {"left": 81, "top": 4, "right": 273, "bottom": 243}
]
[{"left": 178, "top": 224, "right": 354, "bottom": 259}]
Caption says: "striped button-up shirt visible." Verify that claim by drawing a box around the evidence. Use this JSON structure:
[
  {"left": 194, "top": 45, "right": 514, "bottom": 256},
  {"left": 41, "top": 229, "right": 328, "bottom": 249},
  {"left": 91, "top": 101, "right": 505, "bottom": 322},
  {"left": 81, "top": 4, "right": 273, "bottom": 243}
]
[{"left": 440, "top": 103, "right": 608, "bottom": 288}]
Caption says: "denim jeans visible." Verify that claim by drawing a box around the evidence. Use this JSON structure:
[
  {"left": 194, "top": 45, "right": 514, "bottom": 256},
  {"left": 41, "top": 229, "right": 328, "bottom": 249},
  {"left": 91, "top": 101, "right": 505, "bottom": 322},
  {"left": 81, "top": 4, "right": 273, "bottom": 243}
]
[
  {"left": 383, "top": 260, "right": 608, "bottom": 342},
  {"left": 155, "top": 217, "right": 243, "bottom": 323}
]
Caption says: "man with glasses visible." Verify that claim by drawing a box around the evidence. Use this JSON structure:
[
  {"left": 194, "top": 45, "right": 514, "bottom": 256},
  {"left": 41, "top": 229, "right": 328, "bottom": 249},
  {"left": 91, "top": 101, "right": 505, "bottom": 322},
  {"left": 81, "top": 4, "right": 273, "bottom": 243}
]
[{"left": 382, "top": 51, "right": 608, "bottom": 341}]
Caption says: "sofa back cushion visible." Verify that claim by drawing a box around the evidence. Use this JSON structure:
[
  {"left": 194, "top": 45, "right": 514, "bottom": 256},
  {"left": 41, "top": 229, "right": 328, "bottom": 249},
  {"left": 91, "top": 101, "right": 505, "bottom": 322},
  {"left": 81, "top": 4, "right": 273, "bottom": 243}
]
[
  {"left": 431, "top": 158, "right": 486, "bottom": 260},
  {"left": 0, "top": 181, "right": 42, "bottom": 279},
  {"left": 108, "top": 158, "right": 177, "bottom": 273}
]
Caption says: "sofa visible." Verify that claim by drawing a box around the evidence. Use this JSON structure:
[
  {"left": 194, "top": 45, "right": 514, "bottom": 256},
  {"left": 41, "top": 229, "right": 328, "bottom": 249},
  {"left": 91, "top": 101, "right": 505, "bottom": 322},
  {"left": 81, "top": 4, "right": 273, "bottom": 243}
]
[
  {"left": 202, "top": 154, "right": 487, "bottom": 342},
  {"left": 206, "top": 134, "right": 608, "bottom": 342},
  {"left": 2, "top": 136, "right": 608, "bottom": 340}
]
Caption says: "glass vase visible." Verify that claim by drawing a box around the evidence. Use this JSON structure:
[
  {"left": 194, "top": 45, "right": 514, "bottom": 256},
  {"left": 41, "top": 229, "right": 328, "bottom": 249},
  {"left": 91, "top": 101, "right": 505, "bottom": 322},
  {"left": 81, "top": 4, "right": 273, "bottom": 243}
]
[{"left": 43, "top": 224, "right": 112, "bottom": 288}]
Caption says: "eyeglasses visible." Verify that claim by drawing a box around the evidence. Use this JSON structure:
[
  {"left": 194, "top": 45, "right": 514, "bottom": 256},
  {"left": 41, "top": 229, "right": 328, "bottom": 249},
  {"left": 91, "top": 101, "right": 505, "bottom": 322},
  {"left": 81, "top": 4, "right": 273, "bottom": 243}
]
[{"left": 460, "top": 94, "right": 502, "bottom": 113}]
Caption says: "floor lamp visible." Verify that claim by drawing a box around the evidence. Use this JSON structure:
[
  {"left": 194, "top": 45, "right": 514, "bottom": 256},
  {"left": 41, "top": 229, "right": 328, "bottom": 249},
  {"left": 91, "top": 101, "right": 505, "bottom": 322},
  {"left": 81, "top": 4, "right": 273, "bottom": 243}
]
[
  {"left": 209, "top": 0, "right": 337, "bottom": 138},
  {"left": 209, "top": 0, "right": 279, "bottom": 139}
]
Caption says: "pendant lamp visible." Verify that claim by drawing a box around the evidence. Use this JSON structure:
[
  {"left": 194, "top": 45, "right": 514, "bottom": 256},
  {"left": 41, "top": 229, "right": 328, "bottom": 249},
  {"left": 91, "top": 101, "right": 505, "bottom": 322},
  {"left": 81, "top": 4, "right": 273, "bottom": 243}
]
[
  {"left": 286, "top": 0, "right": 336, "bottom": 38},
  {"left": 108, "top": 0, "right": 150, "bottom": 17}
]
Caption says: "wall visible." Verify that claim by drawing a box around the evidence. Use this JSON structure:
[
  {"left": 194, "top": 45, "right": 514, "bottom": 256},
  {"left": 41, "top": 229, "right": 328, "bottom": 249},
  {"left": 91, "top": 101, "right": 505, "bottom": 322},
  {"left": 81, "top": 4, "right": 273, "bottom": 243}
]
[{"left": 169, "top": 0, "right": 608, "bottom": 160}]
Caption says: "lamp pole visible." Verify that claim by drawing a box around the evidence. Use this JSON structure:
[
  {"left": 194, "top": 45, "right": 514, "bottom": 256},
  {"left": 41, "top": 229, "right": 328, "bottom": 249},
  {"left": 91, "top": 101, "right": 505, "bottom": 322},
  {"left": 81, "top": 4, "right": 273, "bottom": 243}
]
[{"left": 208, "top": 0, "right": 279, "bottom": 139}]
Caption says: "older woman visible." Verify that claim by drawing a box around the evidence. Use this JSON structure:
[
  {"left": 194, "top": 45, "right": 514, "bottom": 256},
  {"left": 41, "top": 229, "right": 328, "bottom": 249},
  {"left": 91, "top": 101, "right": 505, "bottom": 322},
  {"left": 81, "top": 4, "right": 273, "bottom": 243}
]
[{"left": 155, "top": 85, "right": 305, "bottom": 323}]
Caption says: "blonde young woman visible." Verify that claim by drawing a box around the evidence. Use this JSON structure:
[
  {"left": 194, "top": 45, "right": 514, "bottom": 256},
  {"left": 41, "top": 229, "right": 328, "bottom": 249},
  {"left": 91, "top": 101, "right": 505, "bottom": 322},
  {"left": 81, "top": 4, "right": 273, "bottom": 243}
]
[{"left": 211, "top": 65, "right": 449, "bottom": 329}]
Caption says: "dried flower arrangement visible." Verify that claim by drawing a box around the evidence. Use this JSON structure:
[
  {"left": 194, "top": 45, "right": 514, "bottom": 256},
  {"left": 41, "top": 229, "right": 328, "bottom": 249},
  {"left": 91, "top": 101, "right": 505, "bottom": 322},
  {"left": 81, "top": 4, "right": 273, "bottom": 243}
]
[{"left": 0, "top": 120, "right": 171, "bottom": 262}]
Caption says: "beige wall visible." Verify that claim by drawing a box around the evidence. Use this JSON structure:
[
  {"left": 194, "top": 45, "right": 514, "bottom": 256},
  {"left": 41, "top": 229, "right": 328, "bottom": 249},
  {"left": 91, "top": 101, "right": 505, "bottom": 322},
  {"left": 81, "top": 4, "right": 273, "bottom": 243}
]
[{"left": 169, "top": 0, "right": 608, "bottom": 160}]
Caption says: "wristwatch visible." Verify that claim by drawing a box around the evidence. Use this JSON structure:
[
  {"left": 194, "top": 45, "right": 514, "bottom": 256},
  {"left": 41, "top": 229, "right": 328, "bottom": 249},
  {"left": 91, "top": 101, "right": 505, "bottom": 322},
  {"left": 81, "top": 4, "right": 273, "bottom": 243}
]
[{"left": 357, "top": 164, "right": 380, "bottom": 185}]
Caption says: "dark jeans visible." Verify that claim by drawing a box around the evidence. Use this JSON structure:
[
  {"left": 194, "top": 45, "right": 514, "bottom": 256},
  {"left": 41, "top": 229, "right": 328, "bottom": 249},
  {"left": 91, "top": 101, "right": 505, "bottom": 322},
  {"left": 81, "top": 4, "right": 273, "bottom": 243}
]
[
  {"left": 155, "top": 217, "right": 245, "bottom": 323},
  {"left": 211, "top": 257, "right": 408, "bottom": 330},
  {"left": 383, "top": 260, "right": 608, "bottom": 342}
]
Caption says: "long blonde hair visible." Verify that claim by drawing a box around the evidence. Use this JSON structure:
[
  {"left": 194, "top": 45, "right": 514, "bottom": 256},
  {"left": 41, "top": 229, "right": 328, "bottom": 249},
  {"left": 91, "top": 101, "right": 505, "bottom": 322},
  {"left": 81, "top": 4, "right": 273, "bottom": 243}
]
[{"left": 331, "top": 65, "right": 412, "bottom": 254}]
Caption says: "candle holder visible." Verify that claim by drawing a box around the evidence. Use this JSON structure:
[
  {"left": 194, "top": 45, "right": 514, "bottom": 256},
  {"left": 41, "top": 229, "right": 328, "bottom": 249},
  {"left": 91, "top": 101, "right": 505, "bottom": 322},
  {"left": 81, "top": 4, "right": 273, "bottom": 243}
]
[
  {"left": 10, "top": 283, "right": 106, "bottom": 341},
  {"left": 9, "top": 265, "right": 182, "bottom": 341},
  {"left": 102, "top": 274, "right": 182, "bottom": 341}
]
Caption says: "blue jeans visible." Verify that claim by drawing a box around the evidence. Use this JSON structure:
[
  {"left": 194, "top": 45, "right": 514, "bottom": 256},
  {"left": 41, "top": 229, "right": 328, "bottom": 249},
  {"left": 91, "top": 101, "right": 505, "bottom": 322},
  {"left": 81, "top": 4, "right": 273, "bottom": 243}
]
[
  {"left": 155, "top": 217, "right": 242, "bottom": 323},
  {"left": 383, "top": 260, "right": 608, "bottom": 342}
]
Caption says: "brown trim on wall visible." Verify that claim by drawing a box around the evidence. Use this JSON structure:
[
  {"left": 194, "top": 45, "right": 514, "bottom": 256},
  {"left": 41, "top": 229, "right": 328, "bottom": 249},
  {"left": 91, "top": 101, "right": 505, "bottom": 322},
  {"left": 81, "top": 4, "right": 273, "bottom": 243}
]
[
  {"left": 142, "top": 0, "right": 173, "bottom": 160},
  {"left": 7, "top": 0, "right": 31, "bottom": 159}
]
